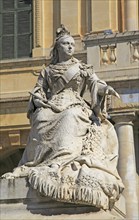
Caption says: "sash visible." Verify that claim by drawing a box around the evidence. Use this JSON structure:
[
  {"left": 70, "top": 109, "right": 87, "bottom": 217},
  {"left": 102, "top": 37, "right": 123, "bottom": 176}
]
[
  {"left": 62, "top": 62, "right": 80, "bottom": 83},
  {"left": 46, "top": 62, "right": 80, "bottom": 84},
  {"left": 46, "top": 62, "right": 81, "bottom": 94}
]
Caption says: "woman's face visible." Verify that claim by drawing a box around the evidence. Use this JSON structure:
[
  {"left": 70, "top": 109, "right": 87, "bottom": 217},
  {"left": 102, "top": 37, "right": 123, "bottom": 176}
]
[{"left": 57, "top": 35, "right": 75, "bottom": 59}]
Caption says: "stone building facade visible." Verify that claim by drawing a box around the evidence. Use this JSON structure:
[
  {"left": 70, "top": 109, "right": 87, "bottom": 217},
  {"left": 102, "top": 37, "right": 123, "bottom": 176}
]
[{"left": 0, "top": 0, "right": 139, "bottom": 219}]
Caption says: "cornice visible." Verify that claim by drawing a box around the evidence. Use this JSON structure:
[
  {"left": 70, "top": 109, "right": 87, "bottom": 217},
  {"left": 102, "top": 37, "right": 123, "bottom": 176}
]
[
  {"left": 0, "top": 96, "right": 29, "bottom": 104},
  {"left": 0, "top": 57, "right": 48, "bottom": 71},
  {"left": 83, "top": 31, "right": 139, "bottom": 46}
]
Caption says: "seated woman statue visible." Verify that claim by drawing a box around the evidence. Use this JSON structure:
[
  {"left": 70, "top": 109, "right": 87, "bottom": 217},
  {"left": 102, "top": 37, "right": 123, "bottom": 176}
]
[{"left": 2, "top": 25, "right": 124, "bottom": 210}]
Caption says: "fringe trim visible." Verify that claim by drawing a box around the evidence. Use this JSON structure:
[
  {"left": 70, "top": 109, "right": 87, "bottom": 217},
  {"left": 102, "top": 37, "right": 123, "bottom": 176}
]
[{"left": 29, "top": 171, "right": 109, "bottom": 210}]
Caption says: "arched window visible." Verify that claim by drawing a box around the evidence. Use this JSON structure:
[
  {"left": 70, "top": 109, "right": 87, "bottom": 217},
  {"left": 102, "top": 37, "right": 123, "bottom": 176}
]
[{"left": 0, "top": 0, "right": 32, "bottom": 60}]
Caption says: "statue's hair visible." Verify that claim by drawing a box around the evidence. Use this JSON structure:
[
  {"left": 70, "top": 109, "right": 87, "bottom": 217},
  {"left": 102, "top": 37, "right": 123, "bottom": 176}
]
[
  {"left": 50, "top": 42, "right": 59, "bottom": 64},
  {"left": 56, "top": 24, "right": 70, "bottom": 41}
]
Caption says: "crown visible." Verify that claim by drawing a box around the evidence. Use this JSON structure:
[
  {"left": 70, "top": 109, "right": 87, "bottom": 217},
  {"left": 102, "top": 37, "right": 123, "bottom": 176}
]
[{"left": 56, "top": 24, "right": 70, "bottom": 41}]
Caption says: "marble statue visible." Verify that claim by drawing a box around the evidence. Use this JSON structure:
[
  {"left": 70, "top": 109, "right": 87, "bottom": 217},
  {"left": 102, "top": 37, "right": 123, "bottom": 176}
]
[{"left": 2, "top": 25, "right": 124, "bottom": 210}]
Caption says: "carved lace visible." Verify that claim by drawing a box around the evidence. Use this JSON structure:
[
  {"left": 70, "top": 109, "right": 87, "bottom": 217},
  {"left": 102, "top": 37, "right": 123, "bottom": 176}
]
[{"left": 49, "top": 57, "right": 79, "bottom": 71}]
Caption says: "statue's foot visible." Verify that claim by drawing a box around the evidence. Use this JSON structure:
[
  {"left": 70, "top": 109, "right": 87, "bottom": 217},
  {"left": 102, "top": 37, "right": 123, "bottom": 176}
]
[{"left": 1, "top": 172, "right": 17, "bottom": 179}]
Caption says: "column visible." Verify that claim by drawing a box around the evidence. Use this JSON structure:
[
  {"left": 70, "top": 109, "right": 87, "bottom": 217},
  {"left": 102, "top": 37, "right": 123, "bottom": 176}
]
[
  {"left": 111, "top": 112, "right": 138, "bottom": 220},
  {"left": 125, "top": 0, "right": 138, "bottom": 31}
]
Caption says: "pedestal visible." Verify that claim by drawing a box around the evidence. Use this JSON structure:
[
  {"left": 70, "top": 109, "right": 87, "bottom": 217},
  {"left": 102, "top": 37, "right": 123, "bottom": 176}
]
[{"left": 0, "top": 178, "right": 126, "bottom": 220}]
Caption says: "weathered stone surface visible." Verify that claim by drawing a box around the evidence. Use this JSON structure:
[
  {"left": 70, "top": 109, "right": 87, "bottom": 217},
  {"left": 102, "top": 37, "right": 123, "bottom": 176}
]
[
  {"left": 1, "top": 26, "right": 124, "bottom": 213},
  {"left": 0, "top": 178, "right": 126, "bottom": 220}
]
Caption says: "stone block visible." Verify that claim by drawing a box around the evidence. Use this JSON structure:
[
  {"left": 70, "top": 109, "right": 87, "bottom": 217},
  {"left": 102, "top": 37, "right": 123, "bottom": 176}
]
[{"left": 0, "top": 178, "right": 126, "bottom": 220}]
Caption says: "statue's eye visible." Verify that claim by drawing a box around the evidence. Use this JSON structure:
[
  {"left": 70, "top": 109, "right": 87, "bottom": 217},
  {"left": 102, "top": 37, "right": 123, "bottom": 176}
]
[{"left": 63, "top": 42, "right": 69, "bottom": 45}]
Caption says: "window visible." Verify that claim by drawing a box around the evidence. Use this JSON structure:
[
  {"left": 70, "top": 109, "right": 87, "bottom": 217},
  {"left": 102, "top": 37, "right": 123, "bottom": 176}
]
[{"left": 0, "top": 0, "right": 32, "bottom": 60}]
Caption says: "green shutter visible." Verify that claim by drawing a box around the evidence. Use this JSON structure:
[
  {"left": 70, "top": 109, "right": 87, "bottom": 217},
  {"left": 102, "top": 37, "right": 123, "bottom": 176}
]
[
  {"left": 3, "top": 12, "right": 14, "bottom": 35},
  {"left": 0, "top": 0, "right": 32, "bottom": 60},
  {"left": 2, "top": 36, "right": 14, "bottom": 59},
  {"left": 18, "top": 10, "right": 30, "bottom": 34},
  {"left": 18, "top": 34, "right": 31, "bottom": 57},
  {"left": 17, "top": 0, "right": 32, "bottom": 8},
  {"left": 3, "top": 0, "right": 15, "bottom": 10}
]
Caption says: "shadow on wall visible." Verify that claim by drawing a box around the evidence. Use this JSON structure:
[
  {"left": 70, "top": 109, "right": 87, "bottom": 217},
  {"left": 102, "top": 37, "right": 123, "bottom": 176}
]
[
  {"left": 0, "top": 149, "right": 25, "bottom": 176},
  {"left": 25, "top": 183, "right": 101, "bottom": 216}
]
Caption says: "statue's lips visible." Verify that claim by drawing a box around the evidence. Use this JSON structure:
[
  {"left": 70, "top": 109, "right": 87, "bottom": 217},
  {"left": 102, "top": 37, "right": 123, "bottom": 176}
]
[{"left": 67, "top": 50, "right": 73, "bottom": 53}]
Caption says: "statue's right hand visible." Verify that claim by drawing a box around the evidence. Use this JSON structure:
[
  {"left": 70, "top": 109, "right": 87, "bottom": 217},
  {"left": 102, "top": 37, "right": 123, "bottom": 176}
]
[{"left": 33, "top": 98, "right": 49, "bottom": 108}]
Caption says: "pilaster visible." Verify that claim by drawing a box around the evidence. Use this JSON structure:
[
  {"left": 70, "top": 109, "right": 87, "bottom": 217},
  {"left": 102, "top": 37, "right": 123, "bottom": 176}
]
[
  {"left": 91, "top": 0, "right": 118, "bottom": 32},
  {"left": 125, "top": 0, "right": 138, "bottom": 31},
  {"left": 61, "top": 0, "right": 80, "bottom": 36},
  {"left": 32, "top": 0, "right": 43, "bottom": 57}
]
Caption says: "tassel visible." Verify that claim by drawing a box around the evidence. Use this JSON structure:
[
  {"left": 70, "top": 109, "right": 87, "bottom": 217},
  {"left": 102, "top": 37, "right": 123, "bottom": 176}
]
[
  {"left": 72, "top": 188, "right": 76, "bottom": 200},
  {"left": 53, "top": 186, "right": 58, "bottom": 199},
  {"left": 57, "top": 185, "right": 61, "bottom": 199},
  {"left": 47, "top": 184, "right": 50, "bottom": 196},
  {"left": 28, "top": 172, "right": 111, "bottom": 210}
]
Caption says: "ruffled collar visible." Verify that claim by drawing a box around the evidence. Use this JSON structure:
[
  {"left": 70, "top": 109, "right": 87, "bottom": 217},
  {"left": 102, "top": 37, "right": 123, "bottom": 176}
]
[{"left": 49, "top": 57, "right": 80, "bottom": 70}]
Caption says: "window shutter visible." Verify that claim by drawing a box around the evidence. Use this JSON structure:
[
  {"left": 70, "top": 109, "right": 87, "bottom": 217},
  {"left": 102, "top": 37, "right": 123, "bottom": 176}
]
[
  {"left": 0, "top": 0, "right": 32, "bottom": 60},
  {"left": 2, "top": 12, "right": 14, "bottom": 59},
  {"left": 18, "top": 34, "right": 31, "bottom": 57},
  {"left": 17, "top": 9, "right": 32, "bottom": 57},
  {"left": 3, "top": 0, "right": 14, "bottom": 10},
  {"left": 3, "top": 13, "right": 14, "bottom": 35},
  {"left": 18, "top": 0, "right": 32, "bottom": 8},
  {"left": 2, "top": 36, "right": 14, "bottom": 59},
  {"left": 18, "top": 10, "right": 30, "bottom": 34}
]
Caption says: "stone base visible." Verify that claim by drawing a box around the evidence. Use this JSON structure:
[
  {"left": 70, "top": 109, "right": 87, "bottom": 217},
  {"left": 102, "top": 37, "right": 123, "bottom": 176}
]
[{"left": 0, "top": 178, "right": 126, "bottom": 220}]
